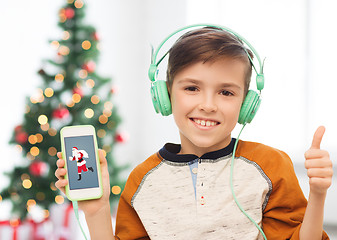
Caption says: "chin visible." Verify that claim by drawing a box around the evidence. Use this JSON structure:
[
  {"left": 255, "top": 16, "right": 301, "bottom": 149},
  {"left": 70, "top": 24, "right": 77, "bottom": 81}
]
[{"left": 190, "top": 139, "right": 227, "bottom": 151}]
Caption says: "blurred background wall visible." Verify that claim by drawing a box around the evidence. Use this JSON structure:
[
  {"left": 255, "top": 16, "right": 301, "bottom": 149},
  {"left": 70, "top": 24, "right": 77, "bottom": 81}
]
[{"left": 1, "top": 0, "right": 336, "bottom": 233}]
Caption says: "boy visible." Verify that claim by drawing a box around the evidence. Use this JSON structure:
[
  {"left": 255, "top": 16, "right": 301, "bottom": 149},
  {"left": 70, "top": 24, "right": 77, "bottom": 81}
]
[{"left": 55, "top": 27, "right": 333, "bottom": 239}]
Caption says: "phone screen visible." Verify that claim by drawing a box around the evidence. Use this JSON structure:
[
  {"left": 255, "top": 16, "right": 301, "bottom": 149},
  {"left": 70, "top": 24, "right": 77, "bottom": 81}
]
[{"left": 64, "top": 135, "right": 99, "bottom": 190}]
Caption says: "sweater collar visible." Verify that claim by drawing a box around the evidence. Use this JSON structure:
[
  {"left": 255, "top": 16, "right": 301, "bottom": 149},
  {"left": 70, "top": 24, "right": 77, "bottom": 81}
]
[{"left": 159, "top": 138, "right": 236, "bottom": 163}]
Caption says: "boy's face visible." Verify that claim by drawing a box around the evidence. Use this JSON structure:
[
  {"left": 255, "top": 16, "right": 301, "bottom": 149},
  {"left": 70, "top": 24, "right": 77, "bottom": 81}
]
[{"left": 170, "top": 58, "right": 246, "bottom": 156}]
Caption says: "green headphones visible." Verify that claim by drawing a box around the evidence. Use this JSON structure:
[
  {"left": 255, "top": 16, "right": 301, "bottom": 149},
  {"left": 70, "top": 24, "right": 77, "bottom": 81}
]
[{"left": 148, "top": 24, "right": 265, "bottom": 125}]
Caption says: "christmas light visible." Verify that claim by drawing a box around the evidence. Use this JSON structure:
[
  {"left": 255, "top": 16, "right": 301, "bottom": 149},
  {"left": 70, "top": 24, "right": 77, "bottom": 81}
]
[
  {"left": 22, "top": 179, "right": 32, "bottom": 189},
  {"left": 30, "top": 88, "right": 44, "bottom": 104},
  {"left": 72, "top": 93, "right": 81, "bottom": 103},
  {"left": 41, "top": 123, "right": 50, "bottom": 131},
  {"left": 59, "top": 45, "right": 70, "bottom": 56},
  {"left": 99, "top": 115, "right": 108, "bottom": 124},
  {"left": 79, "top": 69, "right": 88, "bottom": 79},
  {"left": 62, "top": 31, "right": 70, "bottom": 40},
  {"left": 91, "top": 95, "right": 100, "bottom": 104},
  {"left": 30, "top": 146, "right": 40, "bottom": 157},
  {"left": 59, "top": 9, "right": 67, "bottom": 23},
  {"left": 82, "top": 40, "right": 91, "bottom": 50},
  {"left": 48, "top": 128, "right": 57, "bottom": 136},
  {"left": 55, "top": 73, "right": 64, "bottom": 82},
  {"left": 21, "top": 173, "right": 30, "bottom": 181},
  {"left": 27, "top": 199, "right": 36, "bottom": 212},
  {"left": 74, "top": 0, "right": 84, "bottom": 8},
  {"left": 104, "top": 101, "right": 113, "bottom": 110},
  {"left": 86, "top": 79, "right": 95, "bottom": 88},
  {"left": 50, "top": 182, "right": 57, "bottom": 191},
  {"left": 67, "top": 101, "right": 75, "bottom": 108},
  {"left": 107, "top": 121, "right": 116, "bottom": 129},
  {"left": 44, "top": 87, "right": 54, "bottom": 97},
  {"left": 15, "top": 144, "right": 23, "bottom": 152},
  {"left": 97, "top": 129, "right": 106, "bottom": 138},
  {"left": 48, "top": 147, "right": 57, "bottom": 156},
  {"left": 103, "top": 109, "right": 112, "bottom": 117},
  {"left": 55, "top": 195, "right": 64, "bottom": 204},
  {"left": 36, "top": 133, "right": 43, "bottom": 143},
  {"left": 51, "top": 40, "right": 60, "bottom": 49},
  {"left": 84, "top": 108, "right": 94, "bottom": 118},
  {"left": 38, "top": 115, "right": 48, "bottom": 125},
  {"left": 28, "top": 135, "right": 38, "bottom": 144},
  {"left": 0, "top": 195, "right": 2, "bottom": 202},
  {"left": 67, "top": 0, "right": 75, "bottom": 4},
  {"left": 111, "top": 185, "right": 121, "bottom": 195}
]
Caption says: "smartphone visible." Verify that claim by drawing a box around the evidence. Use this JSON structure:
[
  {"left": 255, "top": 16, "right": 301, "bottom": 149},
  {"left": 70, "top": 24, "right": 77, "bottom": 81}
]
[{"left": 60, "top": 125, "right": 103, "bottom": 201}]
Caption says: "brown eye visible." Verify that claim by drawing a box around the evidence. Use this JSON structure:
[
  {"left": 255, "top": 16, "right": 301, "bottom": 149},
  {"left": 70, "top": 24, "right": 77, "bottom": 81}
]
[
  {"left": 185, "top": 86, "right": 198, "bottom": 91},
  {"left": 220, "top": 90, "right": 234, "bottom": 96}
]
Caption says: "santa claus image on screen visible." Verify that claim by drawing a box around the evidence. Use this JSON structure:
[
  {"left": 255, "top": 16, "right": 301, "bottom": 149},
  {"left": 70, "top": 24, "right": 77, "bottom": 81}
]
[{"left": 69, "top": 147, "right": 93, "bottom": 180}]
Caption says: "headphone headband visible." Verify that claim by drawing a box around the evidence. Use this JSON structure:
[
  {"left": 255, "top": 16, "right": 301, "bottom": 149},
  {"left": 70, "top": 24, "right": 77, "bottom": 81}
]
[{"left": 149, "top": 23, "right": 265, "bottom": 91}]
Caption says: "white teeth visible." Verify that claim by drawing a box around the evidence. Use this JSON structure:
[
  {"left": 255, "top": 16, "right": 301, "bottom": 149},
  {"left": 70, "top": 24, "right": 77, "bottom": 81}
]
[{"left": 193, "top": 119, "right": 217, "bottom": 127}]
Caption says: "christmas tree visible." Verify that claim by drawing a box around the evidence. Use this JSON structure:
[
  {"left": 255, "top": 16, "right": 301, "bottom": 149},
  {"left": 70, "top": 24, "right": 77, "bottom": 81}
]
[{"left": 0, "top": 0, "right": 127, "bottom": 220}]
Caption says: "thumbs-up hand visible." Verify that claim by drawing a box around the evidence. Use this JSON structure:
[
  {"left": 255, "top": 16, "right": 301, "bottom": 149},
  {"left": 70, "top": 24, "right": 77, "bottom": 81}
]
[{"left": 304, "top": 126, "right": 333, "bottom": 195}]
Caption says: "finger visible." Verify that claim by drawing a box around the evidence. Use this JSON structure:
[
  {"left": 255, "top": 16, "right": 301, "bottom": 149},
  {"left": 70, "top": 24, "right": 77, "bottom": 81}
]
[
  {"left": 310, "top": 126, "right": 325, "bottom": 150},
  {"left": 98, "top": 149, "right": 108, "bottom": 166},
  {"left": 55, "top": 179, "right": 68, "bottom": 194},
  {"left": 307, "top": 168, "right": 333, "bottom": 178},
  {"left": 56, "top": 158, "right": 65, "bottom": 168},
  {"left": 305, "top": 158, "right": 332, "bottom": 169},
  {"left": 304, "top": 149, "right": 330, "bottom": 160},
  {"left": 55, "top": 168, "right": 67, "bottom": 179},
  {"left": 57, "top": 152, "right": 63, "bottom": 159}
]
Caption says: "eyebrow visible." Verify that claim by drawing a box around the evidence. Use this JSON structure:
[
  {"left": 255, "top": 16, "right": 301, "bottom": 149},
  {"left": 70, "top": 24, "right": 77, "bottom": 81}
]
[{"left": 176, "top": 78, "right": 242, "bottom": 90}]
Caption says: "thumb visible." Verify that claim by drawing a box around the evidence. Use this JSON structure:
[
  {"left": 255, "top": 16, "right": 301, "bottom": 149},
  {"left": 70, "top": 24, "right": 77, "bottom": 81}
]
[
  {"left": 310, "top": 126, "right": 325, "bottom": 149},
  {"left": 98, "top": 149, "right": 108, "bottom": 167}
]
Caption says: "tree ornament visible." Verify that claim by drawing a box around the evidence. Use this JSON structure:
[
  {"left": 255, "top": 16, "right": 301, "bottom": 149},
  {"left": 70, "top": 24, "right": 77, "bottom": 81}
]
[
  {"left": 72, "top": 87, "right": 83, "bottom": 97},
  {"left": 110, "top": 86, "right": 118, "bottom": 94},
  {"left": 92, "top": 32, "right": 100, "bottom": 41},
  {"left": 29, "top": 161, "right": 49, "bottom": 177},
  {"left": 15, "top": 131, "right": 28, "bottom": 144},
  {"left": 52, "top": 107, "right": 70, "bottom": 119},
  {"left": 115, "top": 132, "right": 129, "bottom": 143},
  {"left": 82, "top": 61, "right": 96, "bottom": 73},
  {"left": 14, "top": 125, "right": 23, "bottom": 133},
  {"left": 64, "top": 8, "right": 75, "bottom": 19},
  {"left": 38, "top": 69, "right": 46, "bottom": 76},
  {"left": 15, "top": 125, "right": 28, "bottom": 144}
]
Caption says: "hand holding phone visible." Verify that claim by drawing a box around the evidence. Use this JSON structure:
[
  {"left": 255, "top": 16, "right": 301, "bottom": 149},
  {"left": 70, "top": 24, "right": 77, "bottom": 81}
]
[{"left": 60, "top": 125, "right": 103, "bottom": 201}]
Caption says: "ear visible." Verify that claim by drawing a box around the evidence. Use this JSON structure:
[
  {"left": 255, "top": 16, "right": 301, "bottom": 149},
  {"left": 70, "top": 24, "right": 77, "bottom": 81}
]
[{"left": 166, "top": 81, "right": 171, "bottom": 98}]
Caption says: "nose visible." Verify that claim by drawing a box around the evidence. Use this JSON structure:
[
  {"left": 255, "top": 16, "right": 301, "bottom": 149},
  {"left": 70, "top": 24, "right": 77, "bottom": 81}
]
[{"left": 198, "top": 93, "right": 217, "bottom": 113}]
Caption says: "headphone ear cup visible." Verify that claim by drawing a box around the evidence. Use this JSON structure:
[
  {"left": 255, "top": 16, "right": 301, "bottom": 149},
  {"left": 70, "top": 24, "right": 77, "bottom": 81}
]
[
  {"left": 238, "top": 90, "right": 261, "bottom": 125},
  {"left": 151, "top": 80, "right": 172, "bottom": 116}
]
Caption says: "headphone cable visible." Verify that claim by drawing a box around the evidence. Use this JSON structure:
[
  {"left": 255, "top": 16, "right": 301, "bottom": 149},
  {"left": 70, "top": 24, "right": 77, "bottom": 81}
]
[{"left": 72, "top": 201, "right": 88, "bottom": 240}]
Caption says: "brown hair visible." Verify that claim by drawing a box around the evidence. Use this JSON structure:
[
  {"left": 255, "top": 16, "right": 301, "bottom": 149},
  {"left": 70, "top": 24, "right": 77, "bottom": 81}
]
[{"left": 166, "top": 27, "right": 253, "bottom": 96}]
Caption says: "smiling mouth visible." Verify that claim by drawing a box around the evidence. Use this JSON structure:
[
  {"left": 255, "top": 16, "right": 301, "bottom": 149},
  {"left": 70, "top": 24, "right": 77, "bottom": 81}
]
[{"left": 191, "top": 118, "right": 220, "bottom": 127}]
